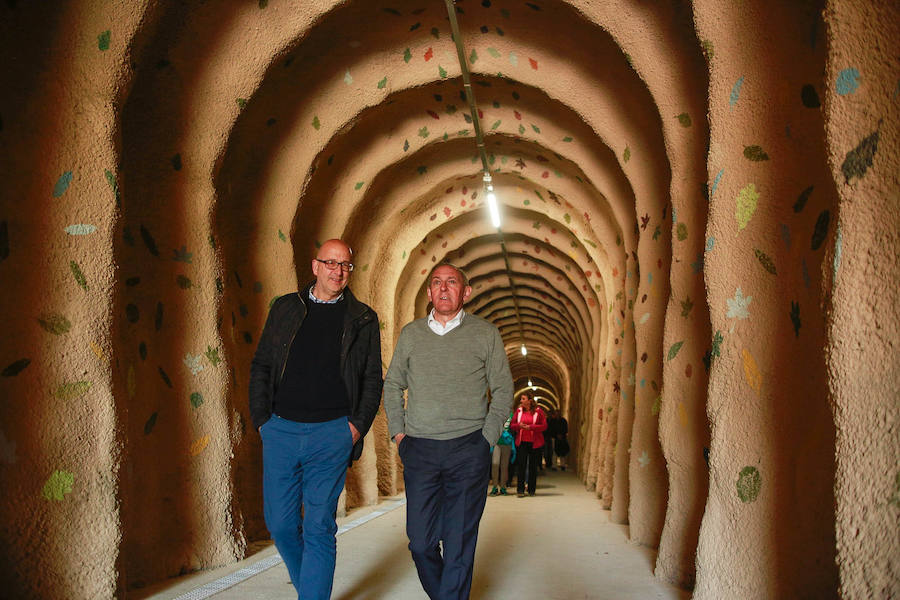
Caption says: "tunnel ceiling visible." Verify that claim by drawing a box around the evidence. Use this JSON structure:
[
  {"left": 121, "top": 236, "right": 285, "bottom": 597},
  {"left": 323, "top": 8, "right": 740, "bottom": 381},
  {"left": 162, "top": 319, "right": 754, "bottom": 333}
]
[{"left": 121, "top": 0, "right": 706, "bottom": 417}]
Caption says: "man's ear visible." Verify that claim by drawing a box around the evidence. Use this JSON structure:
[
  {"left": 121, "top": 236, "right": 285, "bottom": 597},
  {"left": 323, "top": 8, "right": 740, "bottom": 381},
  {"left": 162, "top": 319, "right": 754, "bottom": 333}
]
[
  {"left": 426, "top": 284, "right": 434, "bottom": 303},
  {"left": 462, "top": 285, "right": 473, "bottom": 302},
  {"left": 311, "top": 259, "right": 319, "bottom": 277}
]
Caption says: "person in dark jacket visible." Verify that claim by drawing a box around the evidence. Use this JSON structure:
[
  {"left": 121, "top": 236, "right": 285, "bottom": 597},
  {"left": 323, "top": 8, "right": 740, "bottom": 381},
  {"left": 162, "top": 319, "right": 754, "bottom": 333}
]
[{"left": 249, "top": 238, "right": 382, "bottom": 600}]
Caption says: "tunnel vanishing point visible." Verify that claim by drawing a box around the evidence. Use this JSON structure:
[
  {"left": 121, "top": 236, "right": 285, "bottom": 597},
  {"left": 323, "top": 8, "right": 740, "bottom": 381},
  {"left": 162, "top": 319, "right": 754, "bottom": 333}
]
[{"left": 0, "top": 0, "right": 897, "bottom": 598}]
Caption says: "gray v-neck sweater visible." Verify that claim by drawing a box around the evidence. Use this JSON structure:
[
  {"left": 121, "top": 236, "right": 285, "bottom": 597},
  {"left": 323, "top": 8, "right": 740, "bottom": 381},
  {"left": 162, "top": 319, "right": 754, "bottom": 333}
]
[{"left": 383, "top": 313, "right": 514, "bottom": 445}]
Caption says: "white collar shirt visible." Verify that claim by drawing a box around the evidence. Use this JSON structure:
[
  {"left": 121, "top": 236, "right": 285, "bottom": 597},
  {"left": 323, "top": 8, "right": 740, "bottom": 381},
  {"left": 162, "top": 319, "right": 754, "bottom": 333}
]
[
  {"left": 309, "top": 287, "right": 343, "bottom": 304},
  {"left": 427, "top": 308, "right": 465, "bottom": 335}
]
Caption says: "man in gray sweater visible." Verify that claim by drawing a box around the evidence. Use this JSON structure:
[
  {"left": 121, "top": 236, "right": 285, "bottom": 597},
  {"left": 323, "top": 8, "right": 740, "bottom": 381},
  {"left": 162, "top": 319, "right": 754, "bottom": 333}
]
[{"left": 384, "top": 263, "right": 514, "bottom": 600}]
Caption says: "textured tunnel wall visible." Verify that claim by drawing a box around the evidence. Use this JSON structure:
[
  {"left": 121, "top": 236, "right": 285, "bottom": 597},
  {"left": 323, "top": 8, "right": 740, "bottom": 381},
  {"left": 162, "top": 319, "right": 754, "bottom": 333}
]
[
  {"left": 693, "top": 1, "right": 839, "bottom": 597},
  {"left": 0, "top": 1, "right": 897, "bottom": 599}
]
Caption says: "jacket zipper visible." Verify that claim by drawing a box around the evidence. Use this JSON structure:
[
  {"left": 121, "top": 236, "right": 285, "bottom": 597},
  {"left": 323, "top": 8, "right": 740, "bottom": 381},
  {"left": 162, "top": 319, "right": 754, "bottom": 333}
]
[{"left": 278, "top": 292, "right": 305, "bottom": 385}]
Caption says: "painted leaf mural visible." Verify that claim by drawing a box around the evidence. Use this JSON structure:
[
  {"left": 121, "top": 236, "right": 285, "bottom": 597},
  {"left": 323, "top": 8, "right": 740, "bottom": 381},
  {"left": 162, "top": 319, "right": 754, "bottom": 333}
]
[
  {"left": 754, "top": 249, "right": 776, "bottom": 274},
  {"left": 736, "top": 183, "right": 759, "bottom": 230},
  {"left": 53, "top": 381, "right": 92, "bottom": 400},
  {"left": 742, "top": 348, "right": 762, "bottom": 395},
  {"left": 53, "top": 171, "right": 73, "bottom": 198},
  {"left": 38, "top": 313, "right": 72, "bottom": 335},
  {"left": 42, "top": 470, "right": 74, "bottom": 501},
  {"left": 667, "top": 341, "right": 684, "bottom": 361},
  {"left": 736, "top": 466, "right": 761, "bottom": 503},
  {"left": 841, "top": 129, "right": 879, "bottom": 183},
  {"left": 2, "top": 359, "right": 30, "bottom": 377},
  {"left": 190, "top": 435, "right": 210, "bottom": 456},
  {"left": 726, "top": 287, "right": 752, "bottom": 320},
  {"left": 743, "top": 145, "right": 769, "bottom": 161}
]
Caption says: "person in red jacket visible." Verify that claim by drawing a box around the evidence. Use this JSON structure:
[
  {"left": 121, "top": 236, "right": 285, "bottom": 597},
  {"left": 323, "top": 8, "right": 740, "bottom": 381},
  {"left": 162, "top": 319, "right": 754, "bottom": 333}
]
[{"left": 510, "top": 392, "right": 547, "bottom": 497}]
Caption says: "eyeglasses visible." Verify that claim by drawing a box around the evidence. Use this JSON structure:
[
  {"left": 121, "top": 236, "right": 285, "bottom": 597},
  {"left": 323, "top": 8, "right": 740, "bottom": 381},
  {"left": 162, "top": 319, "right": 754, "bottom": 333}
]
[{"left": 315, "top": 258, "right": 354, "bottom": 272}]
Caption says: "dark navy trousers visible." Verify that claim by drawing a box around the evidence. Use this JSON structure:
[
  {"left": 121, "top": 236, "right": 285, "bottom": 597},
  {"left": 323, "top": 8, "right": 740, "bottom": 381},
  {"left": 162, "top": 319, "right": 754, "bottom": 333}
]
[{"left": 400, "top": 429, "right": 492, "bottom": 600}]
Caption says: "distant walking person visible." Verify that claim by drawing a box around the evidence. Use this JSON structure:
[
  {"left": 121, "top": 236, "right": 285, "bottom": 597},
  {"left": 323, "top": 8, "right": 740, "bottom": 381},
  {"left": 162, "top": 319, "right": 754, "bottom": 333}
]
[
  {"left": 553, "top": 410, "right": 569, "bottom": 471},
  {"left": 384, "top": 263, "right": 514, "bottom": 600},
  {"left": 510, "top": 392, "right": 547, "bottom": 497},
  {"left": 490, "top": 412, "right": 515, "bottom": 496},
  {"left": 249, "top": 239, "right": 383, "bottom": 600}
]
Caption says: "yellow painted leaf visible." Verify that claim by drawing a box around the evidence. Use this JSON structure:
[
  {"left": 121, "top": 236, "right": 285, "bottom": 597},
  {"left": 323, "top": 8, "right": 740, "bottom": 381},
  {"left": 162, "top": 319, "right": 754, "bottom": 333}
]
[
  {"left": 190, "top": 435, "right": 210, "bottom": 456},
  {"left": 678, "top": 401, "right": 688, "bottom": 427},
  {"left": 742, "top": 348, "right": 761, "bottom": 395},
  {"left": 90, "top": 340, "right": 105, "bottom": 362}
]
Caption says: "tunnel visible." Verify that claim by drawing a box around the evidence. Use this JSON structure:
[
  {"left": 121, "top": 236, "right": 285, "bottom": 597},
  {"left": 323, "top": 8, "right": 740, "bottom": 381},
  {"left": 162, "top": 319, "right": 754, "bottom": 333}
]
[{"left": 0, "top": 0, "right": 898, "bottom": 598}]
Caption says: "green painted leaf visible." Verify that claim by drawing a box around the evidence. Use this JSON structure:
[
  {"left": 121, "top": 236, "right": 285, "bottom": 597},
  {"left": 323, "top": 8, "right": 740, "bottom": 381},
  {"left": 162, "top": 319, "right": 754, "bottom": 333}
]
[
  {"left": 754, "top": 249, "right": 777, "bottom": 274},
  {"left": 623, "top": 147, "right": 631, "bottom": 163},
  {"left": 42, "top": 470, "right": 74, "bottom": 501},
  {"left": 104, "top": 169, "right": 120, "bottom": 205},
  {"left": 469, "top": 49, "right": 478, "bottom": 64},
  {"left": 158, "top": 366, "right": 173, "bottom": 388},
  {"left": 53, "top": 381, "right": 92, "bottom": 400},
  {"left": 144, "top": 411, "right": 158, "bottom": 435},
  {"left": 737, "top": 466, "right": 762, "bottom": 503},
  {"left": 487, "top": 47, "right": 500, "bottom": 58},
  {"left": 70, "top": 261, "right": 88, "bottom": 290},
  {"left": 676, "top": 113, "right": 692, "bottom": 127},
  {"left": 176, "top": 275, "right": 192, "bottom": 289},
  {"left": 676, "top": 222, "right": 688, "bottom": 241},
  {"left": 841, "top": 129, "right": 879, "bottom": 183},
  {"left": 562, "top": 136, "right": 573, "bottom": 142},
  {"left": 38, "top": 313, "right": 72, "bottom": 335},
  {"left": 2, "top": 358, "right": 31, "bottom": 377},
  {"left": 354, "top": 181, "right": 365, "bottom": 190},
  {"left": 743, "top": 145, "right": 769, "bottom": 161},
  {"left": 97, "top": 30, "right": 111, "bottom": 51},
  {"left": 531, "top": 124, "right": 541, "bottom": 134},
  {"left": 403, "top": 48, "right": 412, "bottom": 63},
  {"left": 667, "top": 341, "right": 684, "bottom": 361},
  {"left": 680, "top": 296, "right": 693, "bottom": 317},
  {"left": 190, "top": 392, "right": 204, "bottom": 409},
  {"left": 438, "top": 65, "right": 447, "bottom": 78},
  {"left": 491, "top": 119, "right": 501, "bottom": 130},
  {"left": 790, "top": 301, "right": 801, "bottom": 337},
  {"left": 205, "top": 346, "right": 221, "bottom": 367},
  {"left": 793, "top": 185, "right": 814, "bottom": 213},
  {"left": 811, "top": 210, "right": 830, "bottom": 250},
  {"left": 312, "top": 115, "right": 320, "bottom": 130},
  {"left": 236, "top": 98, "right": 247, "bottom": 108},
  {"left": 278, "top": 229, "right": 287, "bottom": 242},
  {"left": 377, "top": 76, "right": 387, "bottom": 89},
  {"left": 651, "top": 395, "right": 661, "bottom": 415}
]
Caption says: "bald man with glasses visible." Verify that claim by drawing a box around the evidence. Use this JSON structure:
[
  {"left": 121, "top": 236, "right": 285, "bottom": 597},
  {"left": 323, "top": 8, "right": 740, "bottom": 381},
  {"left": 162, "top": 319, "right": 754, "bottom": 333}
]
[{"left": 249, "top": 239, "right": 382, "bottom": 600}]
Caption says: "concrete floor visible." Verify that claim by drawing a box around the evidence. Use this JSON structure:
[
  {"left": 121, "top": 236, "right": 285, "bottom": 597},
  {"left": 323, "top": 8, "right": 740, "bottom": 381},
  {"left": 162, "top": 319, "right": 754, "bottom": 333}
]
[{"left": 137, "top": 470, "right": 691, "bottom": 600}]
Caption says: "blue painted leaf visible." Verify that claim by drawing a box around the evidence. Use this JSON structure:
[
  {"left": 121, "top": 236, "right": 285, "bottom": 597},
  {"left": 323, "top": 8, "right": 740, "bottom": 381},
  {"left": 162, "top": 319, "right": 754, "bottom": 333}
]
[
  {"left": 53, "top": 172, "right": 73, "bottom": 198},
  {"left": 729, "top": 76, "right": 745, "bottom": 107}
]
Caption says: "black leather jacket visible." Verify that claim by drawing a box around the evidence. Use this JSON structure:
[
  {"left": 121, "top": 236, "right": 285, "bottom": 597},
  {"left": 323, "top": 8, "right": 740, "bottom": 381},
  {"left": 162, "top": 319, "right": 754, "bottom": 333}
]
[{"left": 249, "top": 282, "right": 382, "bottom": 462}]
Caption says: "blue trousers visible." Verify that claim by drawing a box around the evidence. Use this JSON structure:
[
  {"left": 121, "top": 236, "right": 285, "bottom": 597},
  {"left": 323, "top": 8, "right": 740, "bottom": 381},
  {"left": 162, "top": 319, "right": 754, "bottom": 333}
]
[
  {"left": 261, "top": 415, "right": 352, "bottom": 600},
  {"left": 400, "top": 429, "right": 492, "bottom": 600}
]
